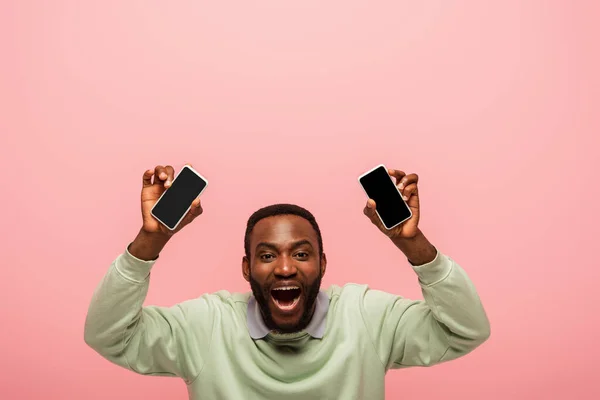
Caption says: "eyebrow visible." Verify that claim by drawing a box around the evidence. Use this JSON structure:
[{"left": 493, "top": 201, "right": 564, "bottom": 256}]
[{"left": 255, "top": 239, "right": 314, "bottom": 253}]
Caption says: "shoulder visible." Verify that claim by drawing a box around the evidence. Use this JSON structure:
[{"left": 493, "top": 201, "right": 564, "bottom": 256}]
[
  {"left": 323, "top": 283, "right": 417, "bottom": 311},
  {"left": 323, "top": 282, "right": 392, "bottom": 298},
  {"left": 323, "top": 282, "right": 369, "bottom": 298},
  {"left": 175, "top": 290, "right": 252, "bottom": 317},
  {"left": 322, "top": 283, "right": 378, "bottom": 309}
]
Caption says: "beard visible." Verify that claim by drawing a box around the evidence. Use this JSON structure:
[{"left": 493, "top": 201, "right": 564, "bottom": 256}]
[{"left": 249, "top": 270, "right": 322, "bottom": 334}]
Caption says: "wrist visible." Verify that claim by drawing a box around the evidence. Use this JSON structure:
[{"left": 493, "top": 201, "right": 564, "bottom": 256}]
[
  {"left": 128, "top": 229, "right": 171, "bottom": 261},
  {"left": 390, "top": 228, "right": 423, "bottom": 247},
  {"left": 391, "top": 229, "right": 437, "bottom": 265}
]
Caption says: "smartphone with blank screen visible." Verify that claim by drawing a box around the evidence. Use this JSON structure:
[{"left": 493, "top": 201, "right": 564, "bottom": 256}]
[
  {"left": 358, "top": 164, "right": 412, "bottom": 230},
  {"left": 151, "top": 165, "right": 208, "bottom": 231}
]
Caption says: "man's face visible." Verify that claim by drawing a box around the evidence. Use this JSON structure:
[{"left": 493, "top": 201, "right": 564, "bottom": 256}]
[{"left": 242, "top": 215, "right": 326, "bottom": 334}]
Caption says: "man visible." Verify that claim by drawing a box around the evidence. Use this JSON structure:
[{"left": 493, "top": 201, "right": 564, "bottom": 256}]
[{"left": 84, "top": 164, "right": 490, "bottom": 399}]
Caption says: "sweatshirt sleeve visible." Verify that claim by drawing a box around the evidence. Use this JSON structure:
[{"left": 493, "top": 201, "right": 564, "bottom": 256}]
[
  {"left": 360, "top": 250, "right": 490, "bottom": 370},
  {"left": 83, "top": 246, "right": 214, "bottom": 383}
]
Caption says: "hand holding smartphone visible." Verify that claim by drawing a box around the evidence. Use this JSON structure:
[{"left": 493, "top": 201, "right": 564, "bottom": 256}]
[
  {"left": 358, "top": 164, "right": 412, "bottom": 230},
  {"left": 151, "top": 165, "right": 208, "bottom": 231}
]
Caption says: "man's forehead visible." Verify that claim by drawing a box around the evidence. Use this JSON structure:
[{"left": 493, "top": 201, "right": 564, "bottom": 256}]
[{"left": 251, "top": 215, "right": 317, "bottom": 243}]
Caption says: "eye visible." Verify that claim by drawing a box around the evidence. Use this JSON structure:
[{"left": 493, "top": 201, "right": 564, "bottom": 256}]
[
  {"left": 295, "top": 252, "right": 309, "bottom": 258},
  {"left": 260, "top": 254, "right": 275, "bottom": 261}
]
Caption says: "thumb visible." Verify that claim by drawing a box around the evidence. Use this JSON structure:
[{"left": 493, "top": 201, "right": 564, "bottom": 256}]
[
  {"left": 363, "top": 199, "right": 383, "bottom": 229},
  {"left": 176, "top": 197, "right": 204, "bottom": 231}
]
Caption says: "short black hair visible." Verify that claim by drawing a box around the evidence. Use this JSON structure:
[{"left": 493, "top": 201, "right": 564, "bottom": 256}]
[{"left": 244, "top": 203, "right": 323, "bottom": 259}]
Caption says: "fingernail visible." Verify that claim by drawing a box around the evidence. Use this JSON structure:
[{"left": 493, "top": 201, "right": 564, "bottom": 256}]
[
  {"left": 398, "top": 183, "right": 404, "bottom": 190},
  {"left": 165, "top": 181, "right": 171, "bottom": 187},
  {"left": 403, "top": 195, "right": 408, "bottom": 201}
]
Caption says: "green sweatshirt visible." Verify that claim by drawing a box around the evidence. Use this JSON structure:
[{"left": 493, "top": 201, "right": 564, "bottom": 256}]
[{"left": 84, "top": 246, "right": 490, "bottom": 399}]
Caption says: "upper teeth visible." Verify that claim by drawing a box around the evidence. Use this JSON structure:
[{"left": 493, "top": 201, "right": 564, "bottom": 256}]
[{"left": 273, "top": 286, "right": 299, "bottom": 291}]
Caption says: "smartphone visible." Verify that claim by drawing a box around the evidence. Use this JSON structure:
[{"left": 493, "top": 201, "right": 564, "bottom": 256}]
[
  {"left": 358, "top": 164, "right": 412, "bottom": 230},
  {"left": 151, "top": 165, "right": 208, "bottom": 231}
]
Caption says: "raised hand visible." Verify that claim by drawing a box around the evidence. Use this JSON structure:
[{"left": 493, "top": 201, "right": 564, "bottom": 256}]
[
  {"left": 140, "top": 164, "right": 203, "bottom": 237},
  {"left": 363, "top": 169, "right": 420, "bottom": 239}
]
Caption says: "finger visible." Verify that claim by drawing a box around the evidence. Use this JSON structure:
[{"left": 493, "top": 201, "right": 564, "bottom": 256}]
[
  {"left": 401, "top": 183, "right": 418, "bottom": 201},
  {"left": 142, "top": 169, "right": 154, "bottom": 188},
  {"left": 362, "top": 199, "right": 375, "bottom": 217},
  {"left": 153, "top": 165, "right": 167, "bottom": 185},
  {"left": 164, "top": 165, "right": 175, "bottom": 188},
  {"left": 189, "top": 197, "right": 203, "bottom": 216},
  {"left": 388, "top": 169, "right": 406, "bottom": 185},
  {"left": 397, "top": 173, "right": 419, "bottom": 190},
  {"left": 363, "top": 199, "right": 382, "bottom": 228},
  {"left": 180, "top": 198, "right": 203, "bottom": 227}
]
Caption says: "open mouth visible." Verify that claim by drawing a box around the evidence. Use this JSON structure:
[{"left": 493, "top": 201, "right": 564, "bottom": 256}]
[{"left": 271, "top": 286, "right": 302, "bottom": 312}]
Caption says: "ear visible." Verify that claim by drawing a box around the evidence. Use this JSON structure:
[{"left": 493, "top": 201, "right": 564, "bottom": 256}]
[
  {"left": 242, "top": 256, "right": 250, "bottom": 282},
  {"left": 320, "top": 253, "right": 327, "bottom": 278}
]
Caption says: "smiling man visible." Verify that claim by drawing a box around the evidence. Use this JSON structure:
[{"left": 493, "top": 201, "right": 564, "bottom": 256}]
[{"left": 84, "top": 164, "right": 490, "bottom": 400}]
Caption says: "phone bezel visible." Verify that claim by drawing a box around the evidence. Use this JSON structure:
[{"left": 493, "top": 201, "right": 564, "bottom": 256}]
[
  {"left": 150, "top": 165, "right": 208, "bottom": 231},
  {"left": 358, "top": 164, "right": 412, "bottom": 230}
]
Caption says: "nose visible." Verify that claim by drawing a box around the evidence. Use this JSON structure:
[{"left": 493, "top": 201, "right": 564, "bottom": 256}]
[{"left": 274, "top": 256, "right": 298, "bottom": 278}]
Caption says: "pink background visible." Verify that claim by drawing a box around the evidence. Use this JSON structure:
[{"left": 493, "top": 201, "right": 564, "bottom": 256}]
[{"left": 1, "top": 1, "right": 599, "bottom": 399}]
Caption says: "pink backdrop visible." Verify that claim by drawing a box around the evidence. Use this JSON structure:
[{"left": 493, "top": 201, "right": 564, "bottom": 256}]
[{"left": 1, "top": 1, "right": 598, "bottom": 399}]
